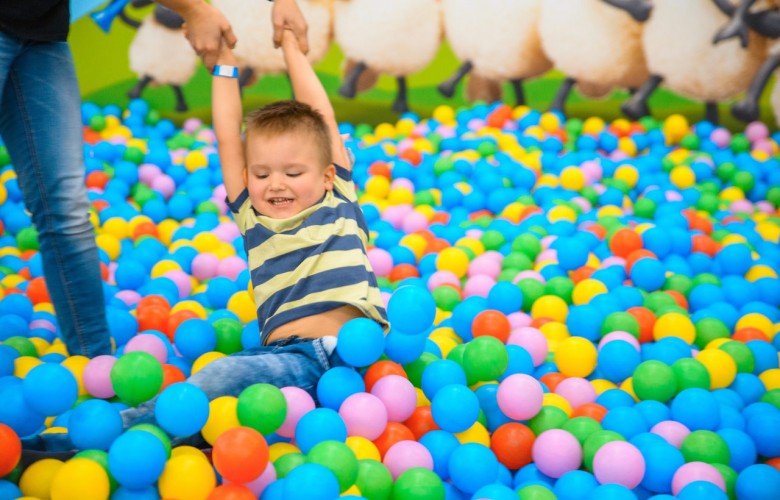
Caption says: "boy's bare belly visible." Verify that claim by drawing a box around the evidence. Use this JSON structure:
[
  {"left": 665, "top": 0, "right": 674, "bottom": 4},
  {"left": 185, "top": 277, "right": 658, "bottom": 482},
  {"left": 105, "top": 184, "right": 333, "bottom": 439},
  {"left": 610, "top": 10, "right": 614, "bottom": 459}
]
[{"left": 264, "top": 304, "right": 366, "bottom": 345}]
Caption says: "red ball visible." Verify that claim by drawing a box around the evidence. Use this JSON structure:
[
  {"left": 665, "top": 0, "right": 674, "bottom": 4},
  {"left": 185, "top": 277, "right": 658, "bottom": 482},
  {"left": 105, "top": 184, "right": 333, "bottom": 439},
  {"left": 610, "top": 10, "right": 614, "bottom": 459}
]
[
  {"left": 0, "top": 423, "right": 21, "bottom": 477},
  {"left": 403, "top": 405, "right": 439, "bottom": 440},
  {"left": 471, "top": 309, "right": 511, "bottom": 343},
  {"left": 609, "top": 228, "right": 643, "bottom": 259},
  {"left": 491, "top": 423, "right": 535, "bottom": 470},
  {"left": 212, "top": 426, "right": 269, "bottom": 484}
]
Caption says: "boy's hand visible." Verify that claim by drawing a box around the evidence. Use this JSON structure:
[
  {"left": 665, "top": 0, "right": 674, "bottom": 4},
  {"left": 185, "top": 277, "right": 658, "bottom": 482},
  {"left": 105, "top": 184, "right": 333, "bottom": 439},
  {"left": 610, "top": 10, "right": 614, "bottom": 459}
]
[{"left": 272, "top": 0, "right": 309, "bottom": 54}]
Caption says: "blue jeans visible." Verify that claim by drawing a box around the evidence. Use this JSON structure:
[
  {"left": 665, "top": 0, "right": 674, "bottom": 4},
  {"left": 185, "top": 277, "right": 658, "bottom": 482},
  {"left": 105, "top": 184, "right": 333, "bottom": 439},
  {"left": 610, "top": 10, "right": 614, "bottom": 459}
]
[
  {"left": 120, "top": 336, "right": 344, "bottom": 447},
  {"left": 0, "top": 33, "right": 111, "bottom": 357}
]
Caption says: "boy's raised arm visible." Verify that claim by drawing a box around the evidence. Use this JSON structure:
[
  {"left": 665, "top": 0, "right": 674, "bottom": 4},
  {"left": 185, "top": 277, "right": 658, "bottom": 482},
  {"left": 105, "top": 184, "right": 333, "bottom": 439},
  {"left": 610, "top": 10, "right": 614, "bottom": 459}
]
[
  {"left": 211, "top": 45, "right": 247, "bottom": 202},
  {"left": 280, "top": 30, "right": 352, "bottom": 170}
]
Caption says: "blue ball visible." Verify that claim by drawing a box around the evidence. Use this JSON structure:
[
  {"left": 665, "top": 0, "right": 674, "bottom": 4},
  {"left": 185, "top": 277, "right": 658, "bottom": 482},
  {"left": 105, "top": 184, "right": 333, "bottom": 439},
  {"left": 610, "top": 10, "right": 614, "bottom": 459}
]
[
  {"left": 566, "top": 305, "right": 604, "bottom": 342},
  {"left": 0, "top": 293, "right": 32, "bottom": 321},
  {"left": 419, "top": 429, "right": 461, "bottom": 480},
  {"left": 383, "top": 329, "right": 427, "bottom": 364},
  {"left": 585, "top": 483, "right": 637, "bottom": 500},
  {"left": 69, "top": 399, "right": 124, "bottom": 451},
  {"left": 448, "top": 443, "right": 499, "bottom": 494},
  {"left": 487, "top": 281, "right": 523, "bottom": 315},
  {"left": 473, "top": 484, "right": 516, "bottom": 500},
  {"left": 450, "top": 296, "right": 489, "bottom": 342},
  {"left": 671, "top": 388, "right": 720, "bottom": 431},
  {"left": 110, "top": 486, "right": 160, "bottom": 500},
  {"left": 595, "top": 389, "right": 637, "bottom": 410},
  {"left": 717, "top": 428, "right": 757, "bottom": 472},
  {"left": 316, "top": 366, "right": 365, "bottom": 411},
  {"left": 513, "top": 463, "right": 554, "bottom": 489},
  {"left": 677, "top": 480, "right": 728, "bottom": 500},
  {"left": 0, "top": 480, "right": 22, "bottom": 500},
  {"left": 108, "top": 430, "right": 167, "bottom": 490},
  {"left": 474, "top": 383, "right": 512, "bottom": 432},
  {"left": 730, "top": 373, "right": 765, "bottom": 406},
  {"left": 598, "top": 340, "right": 642, "bottom": 384},
  {"left": 601, "top": 406, "right": 648, "bottom": 439},
  {"left": 283, "top": 463, "right": 340, "bottom": 500},
  {"left": 421, "top": 360, "right": 467, "bottom": 400},
  {"left": 635, "top": 440, "right": 685, "bottom": 494},
  {"left": 173, "top": 319, "right": 217, "bottom": 361},
  {"left": 335, "top": 318, "right": 386, "bottom": 367},
  {"left": 745, "top": 410, "right": 780, "bottom": 458},
  {"left": 556, "top": 237, "right": 589, "bottom": 271},
  {"left": 630, "top": 258, "right": 666, "bottom": 292},
  {"left": 22, "top": 362, "right": 78, "bottom": 416},
  {"left": 0, "top": 345, "right": 19, "bottom": 377},
  {"left": 294, "top": 408, "right": 347, "bottom": 454},
  {"left": 0, "top": 376, "right": 45, "bottom": 437},
  {"left": 746, "top": 340, "right": 779, "bottom": 374},
  {"left": 431, "top": 384, "right": 480, "bottom": 433},
  {"left": 499, "top": 345, "right": 535, "bottom": 380},
  {"left": 634, "top": 400, "right": 671, "bottom": 428},
  {"left": 387, "top": 285, "right": 436, "bottom": 335},
  {"left": 554, "top": 470, "right": 599, "bottom": 500},
  {"left": 154, "top": 382, "right": 209, "bottom": 437},
  {"left": 205, "top": 276, "right": 239, "bottom": 309},
  {"left": 714, "top": 243, "right": 752, "bottom": 276},
  {"left": 736, "top": 464, "right": 780, "bottom": 500}
]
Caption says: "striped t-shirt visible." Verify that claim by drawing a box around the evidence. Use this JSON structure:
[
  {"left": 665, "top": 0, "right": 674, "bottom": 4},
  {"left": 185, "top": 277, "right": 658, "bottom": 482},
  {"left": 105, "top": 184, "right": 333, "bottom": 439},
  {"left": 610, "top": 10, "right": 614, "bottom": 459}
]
[{"left": 227, "top": 165, "right": 389, "bottom": 344}]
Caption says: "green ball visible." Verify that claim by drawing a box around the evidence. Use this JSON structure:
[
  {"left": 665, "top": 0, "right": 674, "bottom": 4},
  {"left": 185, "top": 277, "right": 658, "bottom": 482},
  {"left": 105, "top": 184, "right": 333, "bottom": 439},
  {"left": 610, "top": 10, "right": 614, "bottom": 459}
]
[
  {"left": 732, "top": 170, "right": 755, "bottom": 192},
  {"left": 681, "top": 430, "right": 730, "bottom": 465},
  {"left": 307, "top": 440, "right": 359, "bottom": 493},
  {"left": 730, "top": 134, "right": 751, "bottom": 153},
  {"left": 462, "top": 336, "right": 508, "bottom": 384},
  {"left": 123, "top": 146, "right": 145, "bottom": 165},
  {"left": 274, "top": 452, "right": 306, "bottom": 479},
  {"left": 195, "top": 200, "right": 220, "bottom": 215},
  {"left": 480, "top": 230, "right": 506, "bottom": 252},
  {"left": 716, "top": 162, "right": 737, "bottom": 182},
  {"left": 718, "top": 341, "right": 755, "bottom": 374},
  {"left": 16, "top": 227, "right": 39, "bottom": 252},
  {"left": 477, "top": 140, "right": 498, "bottom": 157},
  {"left": 695, "top": 318, "right": 729, "bottom": 348},
  {"left": 634, "top": 198, "right": 657, "bottom": 219},
  {"left": 672, "top": 358, "right": 711, "bottom": 391},
  {"left": 354, "top": 123, "right": 373, "bottom": 139},
  {"left": 692, "top": 273, "right": 721, "bottom": 287},
  {"left": 528, "top": 407, "right": 569, "bottom": 436},
  {"left": 767, "top": 186, "right": 780, "bottom": 209},
  {"left": 404, "top": 352, "right": 438, "bottom": 388},
  {"left": 145, "top": 110, "right": 160, "bottom": 126},
  {"left": 601, "top": 312, "right": 640, "bottom": 339},
  {"left": 432, "top": 286, "right": 461, "bottom": 312},
  {"left": 433, "top": 157, "right": 454, "bottom": 177},
  {"left": 517, "top": 278, "right": 546, "bottom": 312},
  {"left": 663, "top": 274, "right": 693, "bottom": 297},
  {"left": 445, "top": 343, "right": 466, "bottom": 368},
  {"left": 392, "top": 467, "right": 444, "bottom": 500},
  {"left": 512, "top": 234, "right": 542, "bottom": 261},
  {"left": 131, "top": 184, "right": 156, "bottom": 208},
  {"left": 632, "top": 360, "right": 678, "bottom": 402},
  {"left": 561, "top": 417, "right": 603, "bottom": 446},
  {"left": 643, "top": 292, "right": 677, "bottom": 313},
  {"left": 517, "top": 484, "right": 557, "bottom": 500},
  {"left": 712, "top": 463, "right": 737, "bottom": 500},
  {"left": 354, "top": 459, "right": 393, "bottom": 500},
  {"left": 545, "top": 276, "right": 574, "bottom": 304},
  {"left": 413, "top": 190, "right": 436, "bottom": 207},
  {"left": 0, "top": 146, "right": 10, "bottom": 166},
  {"left": 498, "top": 269, "right": 521, "bottom": 282},
  {"left": 502, "top": 252, "right": 533, "bottom": 272},
  {"left": 583, "top": 430, "right": 625, "bottom": 471},
  {"left": 213, "top": 318, "right": 243, "bottom": 354},
  {"left": 89, "top": 114, "right": 107, "bottom": 132},
  {"left": 581, "top": 187, "right": 600, "bottom": 207},
  {"left": 129, "top": 423, "right": 172, "bottom": 458},
  {"left": 74, "top": 449, "right": 117, "bottom": 493},
  {"left": 696, "top": 192, "right": 721, "bottom": 214},
  {"left": 760, "top": 389, "right": 780, "bottom": 411},
  {"left": 4, "top": 336, "right": 37, "bottom": 357},
  {"left": 680, "top": 134, "right": 700, "bottom": 150},
  {"left": 565, "top": 118, "right": 584, "bottom": 136},
  {"left": 110, "top": 351, "right": 163, "bottom": 406},
  {"left": 237, "top": 383, "right": 287, "bottom": 435}
]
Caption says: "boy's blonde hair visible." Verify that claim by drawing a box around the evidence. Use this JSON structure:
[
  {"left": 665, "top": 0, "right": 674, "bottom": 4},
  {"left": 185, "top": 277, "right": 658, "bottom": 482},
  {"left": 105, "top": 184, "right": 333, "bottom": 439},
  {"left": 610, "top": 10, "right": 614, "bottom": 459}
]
[{"left": 244, "top": 100, "right": 333, "bottom": 168}]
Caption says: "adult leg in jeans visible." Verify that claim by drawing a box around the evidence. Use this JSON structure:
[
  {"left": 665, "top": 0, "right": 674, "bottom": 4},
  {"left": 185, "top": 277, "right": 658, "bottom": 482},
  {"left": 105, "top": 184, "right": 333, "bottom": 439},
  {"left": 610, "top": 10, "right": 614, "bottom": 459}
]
[{"left": 0, "top": 35, "right": 112, "bottom": 358}]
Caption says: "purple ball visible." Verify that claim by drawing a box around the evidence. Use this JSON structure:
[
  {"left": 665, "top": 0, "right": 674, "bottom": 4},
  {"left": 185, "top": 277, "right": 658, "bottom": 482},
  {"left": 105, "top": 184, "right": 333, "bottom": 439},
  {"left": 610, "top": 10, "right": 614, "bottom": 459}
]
[
  {"left": 532, "top": 429, "right": 582, "bottom": 478},
  {"left": 338, "top": 392, "right": 388, "bottom": 441},
  {"left": 592, "top": 441, "right": 645, "bottom": 489},
  {"left": 383, "top": 440, "right": 434, "bottom": 479},
  {"left": 83, "top": 355, "right": 118, "bottom": 399},
  {"left": 671, "top": 461, "right": 726, "bottom": 496}
]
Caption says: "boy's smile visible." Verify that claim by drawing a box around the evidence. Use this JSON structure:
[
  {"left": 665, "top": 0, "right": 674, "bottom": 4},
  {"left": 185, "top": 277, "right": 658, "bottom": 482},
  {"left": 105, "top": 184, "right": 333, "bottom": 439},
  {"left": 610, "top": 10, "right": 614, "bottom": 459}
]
[{"left": 245, "top": 131, "right": 335, "bottom": 218}]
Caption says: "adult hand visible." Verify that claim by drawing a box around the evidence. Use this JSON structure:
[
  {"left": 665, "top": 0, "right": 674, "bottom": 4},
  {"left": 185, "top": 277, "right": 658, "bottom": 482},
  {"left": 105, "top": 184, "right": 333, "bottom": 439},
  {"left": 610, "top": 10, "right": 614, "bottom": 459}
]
[
  {"left": 181, "top": 2, "right": 237, "bottom": 70},
  {"left": 272, "top": 0, "right": 309, "bottom": 54}
]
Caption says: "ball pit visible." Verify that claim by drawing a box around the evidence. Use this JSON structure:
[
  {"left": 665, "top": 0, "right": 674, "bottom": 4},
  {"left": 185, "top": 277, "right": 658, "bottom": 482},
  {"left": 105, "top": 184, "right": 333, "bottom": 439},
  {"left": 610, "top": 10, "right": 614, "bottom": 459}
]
[{"left": 0, "top": 98, "right": 778, "bottom": 498}]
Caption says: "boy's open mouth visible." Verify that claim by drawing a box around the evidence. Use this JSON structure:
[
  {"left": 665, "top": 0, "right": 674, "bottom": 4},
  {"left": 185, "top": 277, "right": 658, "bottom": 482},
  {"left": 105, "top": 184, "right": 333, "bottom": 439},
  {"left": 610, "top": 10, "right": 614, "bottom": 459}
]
[{"left": 269, "top": 198, "right": 293, "bottom": 206}]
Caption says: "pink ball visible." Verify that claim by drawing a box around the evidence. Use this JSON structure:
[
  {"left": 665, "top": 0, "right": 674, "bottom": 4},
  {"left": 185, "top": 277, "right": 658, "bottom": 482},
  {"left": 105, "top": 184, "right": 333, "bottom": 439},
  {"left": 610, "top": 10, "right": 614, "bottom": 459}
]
[
  {"left": 151, "top": 175, "right": 176, "bottom": 199},
  {"left": 537, "top": 249, "right": 557, "bottom": 262},
  {"left": 710, "top": 128, "right": 731, "bottom": 148},
  {"left": 232, "top": 461, "right": 276, "bottom": 496},
  {"left": 651, "top": 420, "right": 691, "bottom": 448},
  {"left": 30, "top": 319, "right": 56, "bottom": 332},
  {"left": 138, "top": 164, "right": 162, "bottom": 184},
  {"left": 212, "top": 222, "right": 241, "bottom": 243},
  {"left": 183, "top": 118, "right": 202, "bottom": 133},
  {"left": 382, "top": 206, "right": 408, "bottom": 230},
  {"left": 83, "top": 355, "right": 117, "bottom": 399},
  {"left": 217, "top": 256, "right": 247, "bottom": 280},
  {"left": 745, "top": 121, "right": 769, "bottom": 142},
  {"left": 164, "top": 270, "right": 193, "bottom": 299},
  {"left": 580, "top": 160, "right": 603, "bottom": 181},
  {"left": 125, "top": 333, "right": 168, "bottom": 364},
  {"left": 367, "top": 248, "right": 394, "bottom": 278},
  {"left": 468, "top": 256, "right": 501, "bottom": 280},
  {"left": 730, "top": 200, "right": 753, "bottom": 214},
  {"left": 390, "top": 178, "right": 415, "bottom": 191},
  {"left": 465, "top": 229, "right": 483, "bottom": 240},
  {"left": 115, "top": 290, "right": 141, "bottom": 307},
  {"left": 401, "top": 212, "right": 428, "bottom": 233},
  {"left": 671, "top": 461, "right": 726, "bottom": 496},
  {"left": 513, "top": 271, "right": 545, "bottom": 284},
  {"left": 753, "top": 138, "right": 776, "bottom": 156},
  {"left": 370, "top": 375, "right": 417, "bottom": 422},
  {"left": 532, "top": 429, "right": 582, "bottom": 478},
  {"left": 540, "top": 236, "right": 556, "bottom": 249},
  {"left": 191, "top": 253, "right": 219, "bottom": 281},
  {"left": 755, "top": 200, "right": 775, "bottom": 214},
  {"left": 601, "top": 256, "right": 626, "bottom": 269},
  {"left": 277, "top": 387, "right": 316, "bottom": 438},
  {"left": 507, "top": 312, "right": 532, "bottom": 329},
  {"left": 571, "top": 197, "right": 592, "bottom": 212},
  {"left": 599, "top": 332, "right": 640, "bottom": 351},
  {"left": 463, "top": 275, "right": 496, "bottom": 298},
  {"left": 427, "top": 271, "right": 460, "bottom": 291},
  {"left": 338, "top": 392, "right": 388, "bottom": 441},
  {"left": 383, "top": 440, "right": 433, "bottom": 479},
  {"left": 555, "top": 377, "right": 597, "bottom": 409},
  {"left": 507, "top": 327, "right": 548, "bottom": 366},
  {"left": 497, "top": 374, "right": 544, "bottom": 420},
  {"left": 592, "top": 441, "right": 646, "bottom": 489}
]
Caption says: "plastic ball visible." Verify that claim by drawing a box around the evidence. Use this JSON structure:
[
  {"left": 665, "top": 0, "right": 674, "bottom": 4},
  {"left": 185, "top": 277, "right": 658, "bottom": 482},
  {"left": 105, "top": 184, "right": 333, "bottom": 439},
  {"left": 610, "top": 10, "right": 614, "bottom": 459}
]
[
  {"left": 108, "top": 429, "right": 167, "bottom": 490},
  {"left": 592, "top": 440, "right": 645, "bottom": 489},
  {"left": 110, "top": 351, "right": 163, "bottom": 406},
  {"left": 295, "top": 408, "right": 347, "bottom": 454},
  {"left": 392, "top": 467, "right": 445, "bottom": 500},
  {"left": 491, "top": 422, "right": 536, "bottom": 470},
  {"left": 336, "top": 318, "right": 386, "bottom": 367},
  {"left": 448, "top": 443, "right": 499, "bottom": 494},
  {"left": 154, "top": 382, "right": 209, "bottom": 437},
  {"left": 383, "top": 440, "right": 433, "bottom": 480},
  {"left": 277, "top": 387, "right": 316, "bottom": 438},
  {"left": 671, "top": 461, "right": 726, "bottom": 496},
  {"left": 213, "top": 426, "right": 269, "bottom": 483},
  {"left": 735, "top": 464, "right": 780, "bottom": 500},
  {"left": 50, "top": 458, "right": 110, "bottom": 500},
  {"left": 387, "top": 286, "right": 436, "bottom": 335},
  {"left": 69, "top": 399, "right": 124, "bottom": 451},
  {"left": 157, "top": 453, "right": 217, "bottom": 500},
  {"left": 555, "top": 336, "right": 598, "bottom": 377},
  {"left": 236, "top": 383, "right": 287, "bottom": 436},
  {"left": 283, "top": 463, "right": 341, "bottom": 500},
  {"left": 370, "top": 374, "right": 417, "bottom": 423},
  {"left": 497, "top": 373, "right": 544, "bottom": 420},
  {"left": 339, "top": 392, "right": 388, "bottom": 441},
  {"left": 532, "top": 429, "right": 582, "bottom": 478},
  {"left": 21, "top": 362, "right": 78, "bottom": 416},
  {"left": 431, "top": 384, "right": 480, "bottom": 433}
]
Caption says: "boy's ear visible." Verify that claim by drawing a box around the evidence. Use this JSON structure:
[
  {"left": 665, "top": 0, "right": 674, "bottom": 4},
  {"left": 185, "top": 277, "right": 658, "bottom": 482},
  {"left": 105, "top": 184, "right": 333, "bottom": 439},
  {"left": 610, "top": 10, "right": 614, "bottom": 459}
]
[{"left": 324, "top": 164, "right": 336, "bottom": 190}]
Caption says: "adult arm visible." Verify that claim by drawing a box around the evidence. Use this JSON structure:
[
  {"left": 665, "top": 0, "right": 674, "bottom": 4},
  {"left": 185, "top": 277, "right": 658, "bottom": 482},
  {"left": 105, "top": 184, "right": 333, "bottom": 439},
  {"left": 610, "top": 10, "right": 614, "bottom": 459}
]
[{"left": 272, "top": 0, "right": 310, "bottom": 54}]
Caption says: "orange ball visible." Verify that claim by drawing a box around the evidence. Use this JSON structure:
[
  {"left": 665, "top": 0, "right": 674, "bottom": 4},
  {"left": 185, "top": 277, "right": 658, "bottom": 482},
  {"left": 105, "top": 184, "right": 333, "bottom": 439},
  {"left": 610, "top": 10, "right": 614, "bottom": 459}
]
[
  {"left": 732, "top": 327, "right": 769, "bottom": 343},
  {"left": 585, "top": 224, "right": 608, "bottom": 240},
  {"left": 471, "top": 309, "right": 511, "bottom": 343},
  {"left": 609, "top": 228, "right": 643, "bottom": 259},
  {"left": 161, "top": 364, "right": 187, "bottom": 390},
  {"left": 540, "top": 372, "right": 567, "bottom": 392},
  {"left": 137, "top": 305, "right": 170, "bottom": 334},
  {"left": 571, "top": 402, "right": 608, "bottom": 423},
  {"left": 0, "top": 423, "right": 21, "bottom": 477},
  {"left": 138, "top": 294, "right": 171, "bottom": 313},
  {"left": 665, "top": 290, "right": 688, "bottom": 310},
  {"left": 691, "top": 235, "right": 719, "bottom": 257},
  {"left": 388, "top": 264, "right": 420, "bottom": 282},
  {"left": 133, "top": 221, "right": 159, "bottom": 240},
  {"left": 86, "top": 171, "right": 110, "bottom": 190},
  {"left": 207, "top": 483, "right": 257, "bottom": 500},
  {"left": 212, "top": 426, "right": 269, "bottom": 484},
  {"left": 373, "top": 422, "right": 415, "bottom": 459},
  {"left": 491, "top": 423, "right": 535, "bottom": 470},
  {"left": 399, "top": 148, "right": 422, "bottom": 166},
  {"left": 363, "top": 360, "right": 407, "bottom": 392},
  {"left": 368, "top": 161, "right": 391, "bottom": 178},
  {"left": 403, "top": 405, "right": 439, "bottom": 440},
  {"left": 486, "top": 105, "right": 513, "bottom": 128},
  {"left": 765, "top": 457, "right": 780, "bottom": 472},
  {"left": 570, "top": 266, "right": 596, "bottom": 284},
  {"left": 627, "top": 306, "right": 656, "bottom": 344},
  {"left": 26, "top": 277, "right": 50, "bottom": 304}
]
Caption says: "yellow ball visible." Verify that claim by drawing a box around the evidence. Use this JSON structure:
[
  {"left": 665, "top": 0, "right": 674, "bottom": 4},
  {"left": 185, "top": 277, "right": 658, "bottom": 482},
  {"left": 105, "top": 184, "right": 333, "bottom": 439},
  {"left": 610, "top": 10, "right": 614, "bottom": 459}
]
[
  {"left": 759, "top": 368, "right": 780, "bottom": 391},
  {"left": 756, "top": 221, "right": 780, "bottom": 243},
  {"left": 396, "top": 118, "right": 416, "bottom": 137},
  {"left": 346, "top": 436, "right": 381, "bottom": 461},
  {"left": 375, "top": 123, "right": 397, "bottom": 141},
  {"left": 212, "top": 242, "right": 237, "bottom": 260},
  {"left": 227, "top": 290, "right": 256, "bottom": 324},
  {"left": 746, "top": 265, "right": 778, "bottom": 281},
  {"left": 436, "top": 247, "right": 470, "bottom": 278},
  {"left": 456, "top": 237, "right": 485, "bottom": 257},
  {"left": 416, "top": 387, "right": 431, "bottom": 406},
  {"left": 555, "top": 336, "right": 598, "bottom": 377},
  {"left": 171, "top": 446, "right": 209, "bottom": 460},
  {"left": 613, "top": 165, "right": 639, "bottom": 188},
  {"left": 192, "top": 232, "right": 221, "bottom": 253},
  {"left": 670, "top": 166, "right": 695, "bottom": 189},
  {"left": 150, "top": 260, "right": 182, "bottom": 279},
  {"left": 50, "top": 458, "right": 110, "bottom": 500},
  {"left": 543, "top": 393, "right": 573, "bottom": 416},
  {"left": 531, "top": 295, "right": 568, "bottom": 322},
  {"left": 620, "top": 377, "right": 639, "bottom": 402},
  {"left": 158, "top": 454, "right": 217, "bottom": 500},
  {"left": 454, "top": 421, "right": 490, "bottom": 446},
  {"left": 0, "top": 184, "right": 7, "bottom": 205},
  {"left": 572, "top": 279, "right": 608, "bottom": 305},
  {"left": 365, "top": 176, "right": 391, "bottom": 199},
  {"left": 14, "top": 356, "right": 43, "bottom": 378},
  {"left": 501, "top": 202, "right": 525, "bottom": 223},
  {"left": 388, "top": 187, "right": 415, "bottom": 206},
  {"left": 663, "top": 114, "right": 690, "bottom": 143},
  {"left": 170, "top": 300, "right": 208, "bottom": 319},
  {"left": 184, "top": 150, "right": 208, "bottom": 172},
  {"left": 735, "top": 313, "right": 774, "bottom": 338},
  {"left": 399, "top": 233, "right": 428, "bottom": 261},
  {"left": 653, "top": 313, "right": 696, "bottom": 345},
  {"left": 597, "top": 205, "right": 626, "bottom": 218},
  {"left": 191, "top": 351, "right": 226, "bottom": 375},
  {"left": 27, "top": 338, "right": 50, "bottom": 357},
  {"left": 548, "top": 205, "right": 577, "bottom": 223},
  {"left": 720, "top": 186, "right": 745, "bottom": 202},
  {"left": 539, "top": 112, "right": 561, "bottom": 133},
  {"left": 696, "top": 349, "right": 737, "bottom": 389},
  {"left": 201, "top": 396, "right": 240, "bottom": 445},
  {"left": 20, "top": 458, "right": 64, "bottom": 499},
  {"left": 156, "top": 219, "right": 179, "bottom": 246},
  {"left": 101, "top": 217, "right": 131, "bottom": 239},
  {"left": 582, "top": 117, "right": 606, "bottom": 136},
  {"left": 429, "top": 332, "right": 459, "bottom": 358},
  {"left": 61, "top": 355, "right": 90, "bottom": 397},
  {"left": 539, "top": 321, "right": 570, "bottom": 344},
  {"left": 269, "top": 442, "right": 300, "bottom": 462},
  {"left": 617, "top": 137, "right": 638, "bottom": 156},
  {"left": 591, "top": 379, "right": 618, "bottom": 395},
  {"left": 560, "top": 167, "right": 586, "bottom": 191}
]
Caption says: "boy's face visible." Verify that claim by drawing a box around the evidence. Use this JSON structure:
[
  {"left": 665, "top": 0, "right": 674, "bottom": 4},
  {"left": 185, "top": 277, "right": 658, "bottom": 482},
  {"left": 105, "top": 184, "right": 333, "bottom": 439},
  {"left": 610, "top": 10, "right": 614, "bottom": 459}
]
[{"left": 244, "top": 130, "right": 335, "bottom": 219}]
